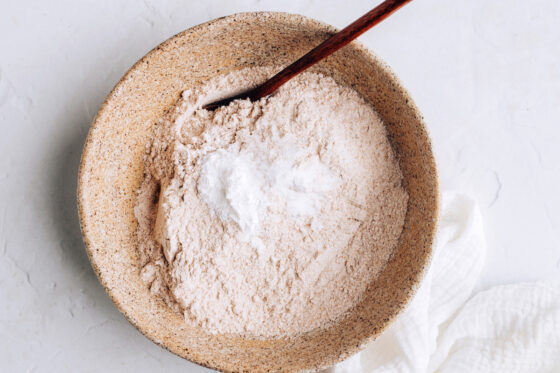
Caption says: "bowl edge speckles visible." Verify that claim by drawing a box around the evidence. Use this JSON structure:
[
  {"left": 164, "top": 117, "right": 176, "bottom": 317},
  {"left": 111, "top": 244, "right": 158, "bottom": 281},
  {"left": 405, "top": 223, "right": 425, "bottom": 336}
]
[{"left": 77, "top": 11, "right": 438, "bottom": 373}]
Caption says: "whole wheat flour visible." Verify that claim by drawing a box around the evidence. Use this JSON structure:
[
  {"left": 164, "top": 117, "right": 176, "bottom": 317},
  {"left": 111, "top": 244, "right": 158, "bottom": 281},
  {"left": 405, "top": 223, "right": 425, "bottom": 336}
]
[{"left": 134, "top": 67, "right": 408, "bottom": 338}]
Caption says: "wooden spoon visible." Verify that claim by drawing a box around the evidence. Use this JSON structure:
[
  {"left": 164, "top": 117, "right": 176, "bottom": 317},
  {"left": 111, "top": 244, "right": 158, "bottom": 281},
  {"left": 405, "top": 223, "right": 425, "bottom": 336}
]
[{"left": 203, "top": 0, "right": 413, "bottom": 110}]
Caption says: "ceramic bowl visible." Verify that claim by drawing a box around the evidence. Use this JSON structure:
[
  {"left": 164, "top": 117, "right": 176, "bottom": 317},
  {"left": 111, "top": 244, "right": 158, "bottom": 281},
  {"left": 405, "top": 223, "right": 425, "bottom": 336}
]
[{"left": 78, "top": 12, "right": 438, "bottom": 373}]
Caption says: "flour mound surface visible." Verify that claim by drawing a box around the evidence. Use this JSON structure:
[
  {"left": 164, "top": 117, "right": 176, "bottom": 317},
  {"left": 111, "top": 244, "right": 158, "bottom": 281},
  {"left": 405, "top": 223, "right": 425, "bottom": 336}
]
[{"left": 135, "top": 67, "right": 408, "bottom": 337}]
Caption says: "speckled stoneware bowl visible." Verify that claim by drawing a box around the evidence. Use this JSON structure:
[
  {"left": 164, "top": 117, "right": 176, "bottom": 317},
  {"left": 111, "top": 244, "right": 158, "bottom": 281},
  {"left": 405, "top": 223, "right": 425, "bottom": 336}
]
[{"left": 78, "top": 12, "right": 438, "bottom": 373}]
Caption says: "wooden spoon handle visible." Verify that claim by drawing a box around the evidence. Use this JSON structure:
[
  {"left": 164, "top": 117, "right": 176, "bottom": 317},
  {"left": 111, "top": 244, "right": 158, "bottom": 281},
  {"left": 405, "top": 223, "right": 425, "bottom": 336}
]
[
  {"left": 203, "top": 0, "right": 412, "bottom": 110},
  {"left": 250, "top": 0, "right": 413, "bottom": 100}
]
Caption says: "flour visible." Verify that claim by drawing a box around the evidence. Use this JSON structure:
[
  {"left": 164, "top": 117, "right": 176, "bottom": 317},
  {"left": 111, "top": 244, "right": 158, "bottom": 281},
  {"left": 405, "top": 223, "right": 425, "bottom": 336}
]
[{"left": 135, "top": 67, "right": 408, "bottom": 337}]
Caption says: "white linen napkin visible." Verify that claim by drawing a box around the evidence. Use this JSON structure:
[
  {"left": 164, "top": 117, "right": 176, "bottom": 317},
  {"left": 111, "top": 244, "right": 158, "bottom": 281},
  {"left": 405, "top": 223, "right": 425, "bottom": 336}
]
[{"left": 327, "top": 193, "right": 560, "bottom": 373}]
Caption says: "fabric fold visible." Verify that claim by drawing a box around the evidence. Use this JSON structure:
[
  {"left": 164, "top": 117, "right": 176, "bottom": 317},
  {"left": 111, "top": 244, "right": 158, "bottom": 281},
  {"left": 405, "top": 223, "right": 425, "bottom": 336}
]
[{"left": 328, "top": 193, "right": 560, "bottom": 373}]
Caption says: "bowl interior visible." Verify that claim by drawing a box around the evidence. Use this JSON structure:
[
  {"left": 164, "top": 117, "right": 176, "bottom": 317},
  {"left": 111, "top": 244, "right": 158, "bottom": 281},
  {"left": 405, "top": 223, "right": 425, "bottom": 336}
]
[{"left": 78, "top": 12, "right": 438, "bottom": 373}]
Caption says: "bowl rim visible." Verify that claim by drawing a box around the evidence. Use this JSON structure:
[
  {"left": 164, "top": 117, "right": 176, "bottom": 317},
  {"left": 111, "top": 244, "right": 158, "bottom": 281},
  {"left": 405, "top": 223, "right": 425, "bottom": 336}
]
[{"left": 77, "top": 11, "right": 439, "bottom": 372}]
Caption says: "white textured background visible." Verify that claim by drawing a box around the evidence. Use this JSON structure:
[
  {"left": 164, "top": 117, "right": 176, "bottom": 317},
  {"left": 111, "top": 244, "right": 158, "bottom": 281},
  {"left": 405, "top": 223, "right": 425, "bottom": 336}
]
[{"left": 1, "top": 0, "right": 559, "bottom": 372}]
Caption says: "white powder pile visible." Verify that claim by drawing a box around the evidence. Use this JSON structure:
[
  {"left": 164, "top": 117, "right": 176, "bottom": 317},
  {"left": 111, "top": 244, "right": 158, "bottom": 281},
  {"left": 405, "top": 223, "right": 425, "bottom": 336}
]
[
  {"left": 135, "top": 67, "right": 408, "bottom": 337},
  {"left": 197, "top": 134, "right": 340, "bottom": 249}
]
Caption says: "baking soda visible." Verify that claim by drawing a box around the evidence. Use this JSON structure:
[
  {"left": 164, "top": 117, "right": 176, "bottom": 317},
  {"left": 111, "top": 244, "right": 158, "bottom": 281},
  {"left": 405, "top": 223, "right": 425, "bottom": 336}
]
[{"left": 198, "top": 135, "right": 340, "bottom": 247}]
